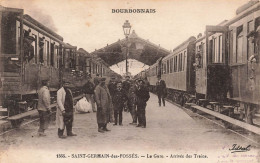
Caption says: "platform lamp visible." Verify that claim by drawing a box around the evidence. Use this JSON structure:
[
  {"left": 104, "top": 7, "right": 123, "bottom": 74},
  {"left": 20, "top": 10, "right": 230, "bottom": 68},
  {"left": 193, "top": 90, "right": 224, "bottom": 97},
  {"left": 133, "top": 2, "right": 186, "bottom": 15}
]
[{"left": 122, "top": 20, "right": 131, "bottom": 75}]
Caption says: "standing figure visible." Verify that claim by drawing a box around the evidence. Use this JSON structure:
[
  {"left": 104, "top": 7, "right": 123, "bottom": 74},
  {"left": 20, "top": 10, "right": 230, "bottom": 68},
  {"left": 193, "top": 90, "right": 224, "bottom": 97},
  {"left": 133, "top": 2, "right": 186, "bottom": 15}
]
[
  {"left": 56, "top": 81, "right": 77, "bottom": 139},
  {"left": 93, "top": 73, "right": 100, "bottom": 88},
  {"left": 112, "top": 82, "right": 128, "bottom": 126},
  {"left": 136, "top": 79, "right": 150, "bottom": 128},
  {"left": 37, "top": 80, "right": 51, "bottom": 136},
  {"left": 143, "top": 76, "right": 151, "bottom": 91},
  {"left": 122, "top": 75, "right": 131, "bottom": 111},
  {"left": 156, "top": 76, "right": 167, "bottom": 107},
  {"left": 128, "top": 79, "right": 138, "bottom": 125},
  {"left": 83, "top": 75, "right": 96, "bottom": 112},
  {"left": 94, "top": 78, "right": 112, "bottom": 133}
]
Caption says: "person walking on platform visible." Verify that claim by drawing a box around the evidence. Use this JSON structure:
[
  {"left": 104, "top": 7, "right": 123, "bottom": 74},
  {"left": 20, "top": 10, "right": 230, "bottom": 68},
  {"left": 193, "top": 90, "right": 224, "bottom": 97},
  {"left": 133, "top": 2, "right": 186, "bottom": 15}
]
[
  {"left": 83, "top": 74, "right": 96, "bottom": 112},
  {"left": 156, "top": 76, "right": 167, "bottom": 107},
  {"left": 37, "top": 80, "right": 51, "bottom": 136},
  {"left": 128, "top": 79, "right": 138, "bottom": 125},
  {"left": 112, "top": 81, "right": 128, "bottom": 126},
  {"left": 136, "top": 79, "right": 150, "bottom": 128},
  {"left": 56, "top": 81, "right": 77, "bottom": 139},
  {"left": 94, "top": 78, "right": 112, "bottom": 133}
]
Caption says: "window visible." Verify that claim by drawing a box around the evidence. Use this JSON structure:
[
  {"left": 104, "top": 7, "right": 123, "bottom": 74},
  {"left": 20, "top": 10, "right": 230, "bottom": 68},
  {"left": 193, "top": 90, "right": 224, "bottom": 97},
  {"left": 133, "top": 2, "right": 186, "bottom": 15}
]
[
  {"left": 32, "top": 34, "right": 37, "bottom": 63},
  {"left": 174, "top": 56, "right": 177, "bottom": 72},
  {"left": 39, "top": 38, "right": 44, "bottom": 64},
  {"left": 166, "top": 60, "right": 169, "bottom": 74},
  {"left": 170, "top": 58, "right": 173, "bottom": 73},
  {"left": 45, "top": 40, "right": 49, "bottom": 65},
  {"left": 236, "top": 25, "right": 243, "bottom": 63},
  {"left": 183, "top": 51, "right": 186, "bottom": 71},
  {"left": 248, "top": 21, "right": 254, "bottom": 58},
  {"left": 219, "top": 35, "right": 223, "bottom": 63},
  {"left": 50, "top": 43, "right": 55, "bottom": 66}
]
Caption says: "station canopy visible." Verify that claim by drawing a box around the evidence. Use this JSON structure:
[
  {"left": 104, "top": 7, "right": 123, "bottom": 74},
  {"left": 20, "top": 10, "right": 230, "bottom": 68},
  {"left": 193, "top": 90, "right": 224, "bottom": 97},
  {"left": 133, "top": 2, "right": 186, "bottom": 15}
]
[{"left": 90, "top": 30, "right": 171, "bottom": 66}]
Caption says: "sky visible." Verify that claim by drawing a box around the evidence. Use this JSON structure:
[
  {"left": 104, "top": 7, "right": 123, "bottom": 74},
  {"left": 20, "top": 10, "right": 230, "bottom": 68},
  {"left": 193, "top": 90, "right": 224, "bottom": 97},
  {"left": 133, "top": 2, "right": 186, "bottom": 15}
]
[{"left": 1, "top": 0, "right": 250, "bottom": 75}]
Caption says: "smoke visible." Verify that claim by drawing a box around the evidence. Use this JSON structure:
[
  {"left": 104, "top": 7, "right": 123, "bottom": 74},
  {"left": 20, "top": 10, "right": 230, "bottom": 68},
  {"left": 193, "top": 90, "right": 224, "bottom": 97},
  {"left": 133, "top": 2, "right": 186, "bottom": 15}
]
[{"left": 1, "top": 0, "right": 58, "bottom": 32}]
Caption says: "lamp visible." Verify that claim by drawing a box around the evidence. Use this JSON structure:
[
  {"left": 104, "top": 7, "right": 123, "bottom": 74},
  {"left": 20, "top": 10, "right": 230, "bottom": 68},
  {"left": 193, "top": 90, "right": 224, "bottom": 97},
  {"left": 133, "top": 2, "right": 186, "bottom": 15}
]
[{"left": 122, "top": 20, "right": 131, "bottom": 74}]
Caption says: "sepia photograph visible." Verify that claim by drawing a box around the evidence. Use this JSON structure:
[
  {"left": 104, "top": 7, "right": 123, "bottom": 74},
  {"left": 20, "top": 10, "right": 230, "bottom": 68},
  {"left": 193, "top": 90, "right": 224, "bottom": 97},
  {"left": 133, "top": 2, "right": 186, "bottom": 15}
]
[{"left": 0, "top": 0, "right": 259, "bottom": 162}]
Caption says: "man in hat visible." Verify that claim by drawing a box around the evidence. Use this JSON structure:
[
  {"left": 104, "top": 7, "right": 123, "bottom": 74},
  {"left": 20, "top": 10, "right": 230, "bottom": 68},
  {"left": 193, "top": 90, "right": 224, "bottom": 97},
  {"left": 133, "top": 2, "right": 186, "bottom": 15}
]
[
  {"left": 37, "top": 80, "right": 51, "bottom": 136},
  {"left": 112, "top": 81, "right": 128, "bottom": 126},
  {"left": 135, "top": 79, "right": 150, "bottom": 128},
  {"left": 122, "top": 75, "right": 131, "bottom": 112},
  {"left": 94, "top": 77, "right": 112, "bottom": 133},
  {"left": 56, "top": 81, "right": 77, "bottom": 138},
  {"left": 94, "top": 73, "right": 100, "bottom": 88},
  {"left": 83, "top": 75, "right": 96, "bottom": 112},
  {"left": 156, "top": 76, "right": 167, "bottom": 107},
  {"left": 128, "top": 79, "right": 138, "bottom": 125}
]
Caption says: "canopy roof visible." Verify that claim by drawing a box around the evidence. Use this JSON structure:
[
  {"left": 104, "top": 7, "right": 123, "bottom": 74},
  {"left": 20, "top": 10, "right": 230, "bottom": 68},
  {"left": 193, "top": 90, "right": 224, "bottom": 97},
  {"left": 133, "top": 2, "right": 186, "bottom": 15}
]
[{"left": 90, "top": 30, "right": 170, "bottom": 66}]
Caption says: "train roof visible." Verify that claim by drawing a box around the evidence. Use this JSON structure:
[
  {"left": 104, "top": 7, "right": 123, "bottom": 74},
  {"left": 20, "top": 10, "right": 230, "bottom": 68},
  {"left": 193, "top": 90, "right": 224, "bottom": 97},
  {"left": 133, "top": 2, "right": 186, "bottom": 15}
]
[
  {"left": 23, "top": 14, "right": 64, "bottom": 41},
  {"left": 195, "top": 0, "right": 260, "bottom": 43}
]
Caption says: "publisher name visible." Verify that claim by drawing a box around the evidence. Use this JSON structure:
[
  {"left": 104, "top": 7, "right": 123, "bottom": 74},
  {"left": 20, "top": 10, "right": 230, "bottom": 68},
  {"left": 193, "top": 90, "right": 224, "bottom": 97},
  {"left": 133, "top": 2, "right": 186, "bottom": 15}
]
[{"left": 112, "top": 9, "right": 156, "bottom": 13}]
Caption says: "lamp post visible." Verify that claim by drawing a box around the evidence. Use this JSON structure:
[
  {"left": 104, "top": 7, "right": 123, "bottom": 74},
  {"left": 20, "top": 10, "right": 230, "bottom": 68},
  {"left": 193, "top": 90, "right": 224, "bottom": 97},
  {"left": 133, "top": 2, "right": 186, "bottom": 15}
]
[{"left": 122, "top": 20, "right": 131, "bottom": 75}]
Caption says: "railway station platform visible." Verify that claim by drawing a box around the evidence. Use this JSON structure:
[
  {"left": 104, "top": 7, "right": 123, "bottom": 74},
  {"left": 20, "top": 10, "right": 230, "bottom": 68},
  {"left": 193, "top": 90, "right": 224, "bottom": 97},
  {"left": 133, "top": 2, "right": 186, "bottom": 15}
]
[{"left": 0, "top": 93, "right": 259, "bottom": 163}]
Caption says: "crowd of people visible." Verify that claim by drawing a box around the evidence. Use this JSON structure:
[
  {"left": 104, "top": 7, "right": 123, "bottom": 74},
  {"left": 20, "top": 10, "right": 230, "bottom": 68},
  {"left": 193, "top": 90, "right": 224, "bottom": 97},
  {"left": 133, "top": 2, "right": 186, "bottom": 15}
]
[{"left": 37, "top": 73, "right": 167, "bottom": 138}]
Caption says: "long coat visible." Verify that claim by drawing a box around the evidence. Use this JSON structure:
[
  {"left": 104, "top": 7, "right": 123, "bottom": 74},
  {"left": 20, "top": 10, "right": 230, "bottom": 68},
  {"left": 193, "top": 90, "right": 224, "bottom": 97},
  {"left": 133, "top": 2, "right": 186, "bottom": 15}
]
[
  {"left": 94, "top": 85, "right": 112, "bottom": 124},
  {"left": 56, "top": 87, "right": 73, "bottom": 129},
  {"left": 38, "top": 86, "right": 50, "bottom": 111}
]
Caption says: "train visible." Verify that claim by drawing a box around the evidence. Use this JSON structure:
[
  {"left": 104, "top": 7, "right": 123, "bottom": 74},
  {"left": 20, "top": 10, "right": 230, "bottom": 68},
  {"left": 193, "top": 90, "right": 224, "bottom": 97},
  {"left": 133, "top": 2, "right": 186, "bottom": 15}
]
[
  {"left": 0, "top": 6, "right": 119, "bottom": 119},
  {"left": 139, "top": 1, "right": 260, "bottom": 126}
]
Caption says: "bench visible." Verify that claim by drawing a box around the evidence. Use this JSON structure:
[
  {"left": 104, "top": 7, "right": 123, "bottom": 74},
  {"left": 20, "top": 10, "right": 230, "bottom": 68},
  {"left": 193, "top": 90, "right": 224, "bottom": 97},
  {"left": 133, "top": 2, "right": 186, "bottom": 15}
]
[{"left": 191, "top": 104, "right": 260, "bottom": 135}]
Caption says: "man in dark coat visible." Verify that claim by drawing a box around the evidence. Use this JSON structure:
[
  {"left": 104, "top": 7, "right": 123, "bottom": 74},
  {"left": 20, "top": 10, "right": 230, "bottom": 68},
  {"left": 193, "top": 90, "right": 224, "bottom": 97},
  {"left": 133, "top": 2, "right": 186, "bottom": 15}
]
[
  {"left": 136, "top": 79, "right": 150, "bottom": 128},
  {"left": 112, "top": 81, "right": 128, "bottom": 126},
  {"left": 94, "top": 78, "right": 112, "bottom": 133},
  {"left": 128, "top": 79, "right": 138, "bottom": 125},
  {"left": 94, "top": 73, "right": 100, "bottom": 88},
  {"left": 122, "top": 75, "right": 131, "bottom": 112},
  {"left": 108, "top": 77, "right": 117, "bottom": 98},
  {"left": 83, "top": 75, "right": 96, "bottom": 112},
  {"left": 156, "top": 76, "right": 167, "bottom": 107}
]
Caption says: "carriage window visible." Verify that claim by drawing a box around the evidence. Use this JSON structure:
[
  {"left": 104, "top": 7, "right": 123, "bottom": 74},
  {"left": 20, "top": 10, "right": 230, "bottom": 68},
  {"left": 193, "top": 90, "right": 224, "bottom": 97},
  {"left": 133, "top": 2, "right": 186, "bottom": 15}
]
[
  {"left": 214, "top": 35, "right": 223, "bottom": 63},
  {"left": 183, "top": 51, "right": 186, "bottom": 71},
  {"left": 248, "top": 21, "right": 254, "bottom": 58},
  {"left": 163, "top": 62, "right": 166, "bottom": 74},
  {"left": 170, "top": 58, "right": 173, "bottom": 73},
  {"left": 45, "top": 40, "right": 49, "bottom": 65},
  {"left": 50, "top": 43, "right": 55, "bottom": 67},
  {"left": 166, "top": 60, "right": 169, "bottom": 74},
  {"left": 178, "top": 53, "right": 182, "bottom": 71},
  {"left": 39, "top": 39, "right": 44, "bottom": 64},
  {"left": 1, "top": 12, "right": 17, "bottom": 54},
  {"left": 32, "top": 35, "right": 37, "bottom": 63},
  {"left": 174, "top": 56, "right": 177, "bottom": 72},
  {"left": 236, "top": 25, "right": 243, "bottom": 63}
]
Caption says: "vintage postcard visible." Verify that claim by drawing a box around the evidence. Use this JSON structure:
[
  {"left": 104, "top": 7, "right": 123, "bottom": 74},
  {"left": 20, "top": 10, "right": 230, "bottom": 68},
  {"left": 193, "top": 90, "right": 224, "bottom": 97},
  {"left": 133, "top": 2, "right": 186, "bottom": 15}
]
[{"left": 0, "top": 0, "right": 260, "bottom": 163}]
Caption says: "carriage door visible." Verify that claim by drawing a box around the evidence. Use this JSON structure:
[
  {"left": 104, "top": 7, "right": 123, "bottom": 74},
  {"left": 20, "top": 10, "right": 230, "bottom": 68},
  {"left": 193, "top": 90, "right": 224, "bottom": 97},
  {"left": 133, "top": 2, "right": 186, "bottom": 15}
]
[{"left": 205, "top": 26, "right": 229, "bottom": 101}]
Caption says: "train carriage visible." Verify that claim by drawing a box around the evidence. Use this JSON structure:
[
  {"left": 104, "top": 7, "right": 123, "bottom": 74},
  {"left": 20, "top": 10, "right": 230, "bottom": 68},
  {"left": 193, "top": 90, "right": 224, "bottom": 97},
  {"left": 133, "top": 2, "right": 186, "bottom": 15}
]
[
  {"left": 193, "top": 1, "right": 260, "bottom": 125},
  {"left": 160, "top": 37, "right": 196, "bottom": 105},
  {"left": 0, "top": 6, "right": 68, "bottom": 117}
]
